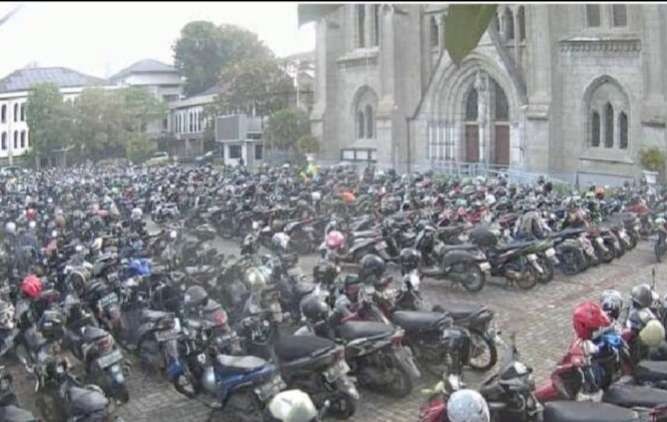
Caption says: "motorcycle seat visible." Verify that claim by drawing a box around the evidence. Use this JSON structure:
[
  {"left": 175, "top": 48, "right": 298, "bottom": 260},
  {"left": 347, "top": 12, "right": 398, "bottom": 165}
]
[
  {"left": 0, "top": 405, "right": 37, "bottom": 421},
  {"left": 441, "top": 243, "right": 478, "bottom": 251},
  {"left": 391, "top": 311, "right": 450, "bottom": 332},
  {"left": 352, "top": 230, "right": 379, "bottom": 239},
  {"left": 635, "top": 360, "right": 667, "bottom": 382},
  {"left": 337, "top": 321, "right": 393, "bottom": 341},
  {"left": 437, "top": 226, "right": 464, "bottom": 236},
  {"left": 185, "top": 266, "right": 214, "bottom": 276},
  {"left": 436, "top": 301, "right": 486, "bottom": 321},
  {"left": 216, "top": 355, "right": 268, "bottom": 373},
  {"left": 293, "top": 282, "right": 315, "bottom": 297},
  {"left": 274, "top": 335, "right": 336, "bottom": 362},
  {"left": 81, "top": 326, "right": 110, "bottom": 343},
  {"left": 542, "top": 401, "right": 638, "bottom": 422},
  {"left": 141, "top": 310, "right": 172, "bottom": 322},
  {"left": 494, "top": 241, "right": 535, "bottom": 253},
  {"left": 603, "top": 383, "right": 667, "bottom": 408}
]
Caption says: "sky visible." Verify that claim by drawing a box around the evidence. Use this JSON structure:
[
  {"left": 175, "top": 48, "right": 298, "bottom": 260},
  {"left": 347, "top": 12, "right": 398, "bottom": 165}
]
[{"left": 0, "top": 2, "right": 315, "bottom": 79}]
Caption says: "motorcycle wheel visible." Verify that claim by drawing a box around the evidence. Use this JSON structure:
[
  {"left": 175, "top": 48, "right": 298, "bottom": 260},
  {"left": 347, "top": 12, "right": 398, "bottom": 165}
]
[
  {"left": 327, "top": 392, "right": 357, "bottom": 420},
  {"left": 596, "top": 245, "right": 615, "bottom": 264},
  {"left": 559, "top": 248, "right": 584, "bottom": 275},
  {"left": 459, "top": 263, "right": 485, "bottom": 292},
  {"left": 535, "top": 256, "right": 554, "bottom": 284},
  {"left": 466, "top": 331, "right": 498, "bottom": 371},
  {"left": 218, "top": 222, "right": 234, "bottom": 239},
  {"left": 627, "top": 232, "right": 639, "bottom": 250},
  {"left": 113, "top": 383, "right": 130, "bottom": 404}
]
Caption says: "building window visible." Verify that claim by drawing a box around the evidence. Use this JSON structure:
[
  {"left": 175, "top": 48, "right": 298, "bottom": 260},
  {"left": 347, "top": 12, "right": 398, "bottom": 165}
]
[
  {"left": 591, "top": 111, "right": 600, "bottom": 147},
  {"left": 1, "top": 105, "right": 5, "bottom": 123},
  {"left": 20, "top": 104, "right": 25, "bottom": 121},
  {"left": 229, "top": 144, "right": 242, "bottom": 159},
  {"left": 517, "top": 6, "right": 526, "bottom": 41},
  {"left": 19, "top": 131, "right": 25, "bottom": 148},
  {"left": 493, "top": 80, "right": 509, "bottom": 121},
  {"left": 429, "top": 16, "right": 439, "bottom": 48},
  {"left": 162, "top": 118, "right": 168, "bottom": 130},
  {"left": 619, "top": 112, "right": 628, "bottom": 149},
  {"left": 1, "top": 132, "right": 5, "bottom": 150},
  {"left": 25, "top": 132, "right": 28, "bottom": 148},
  {"left": 255, "top": 144, "right": 263, "bottom": 160},
  {"left": 604, "top": 103, "right": 614, "bottom": 148},
  {"left": 356, "top": 111, "right": 365, "bottom": 139},
  {"left": 13, "top": 131, "right": 17, "bottom": 149},
  {"left": 503, "top": 8, "right": 514, "bottom": 41},
  {"left": 12, "top": 104, "right": 17, "bottom": 122},
  {"left": 365, "top": 105, "right": 374, "bottom": 138},
  {"left": 372, "top": 4, "right": 380, "bottom": 46},
  {"left": 586, "top": 5, "right": 601, "bottom": 27},
  {"left": 612, "top": 4, "right": 627, "bottom": 27},
  {"left": 357, "top": 4, "right": 366, "bottom": 48},
  {"left": 465, "top": 88, "right": 478, "bottom": 121}
]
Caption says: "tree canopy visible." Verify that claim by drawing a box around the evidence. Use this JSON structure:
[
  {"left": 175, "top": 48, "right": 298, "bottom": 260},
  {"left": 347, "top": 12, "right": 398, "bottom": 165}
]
[{"left": 173, "top": 21, "right": 275, "bottom": 96}]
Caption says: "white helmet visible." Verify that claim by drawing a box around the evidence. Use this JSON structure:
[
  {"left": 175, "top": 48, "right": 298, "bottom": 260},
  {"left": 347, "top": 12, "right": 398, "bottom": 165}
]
[
  {"left": 639, "top": 319, "right": 666, "bottom": 348},
  {"left": 447, "top": 389, "right": 490, "bottom": 422},
  {"left": 4, "top": 222, "right": 16, "bottom": 236},
  {"left": 131, "top": 207, "right": 143, "bottom": 221},
  {"left": 268, "top": 389, "right": 317, "bottom": 422},
  {"left": 272, "top": 232, "right": 291, "bottom": 253}
]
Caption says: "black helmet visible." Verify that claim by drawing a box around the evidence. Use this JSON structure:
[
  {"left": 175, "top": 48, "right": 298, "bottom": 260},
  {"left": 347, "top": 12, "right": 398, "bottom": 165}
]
[
  {"left": 313, "top": 260, "right": 339, "bottom": 286},
  {"left": 301, "top": 295, "right": 330, "bottom": 322},
  {"left": 241, "top": 234, "right": 258, "bottom": 256},
  {"left": 600, "top": 290, "right": 623, "bottom": 321},
  {"left": 359, "top": 254, "right": 386, "bottom": 281},
  {"left": 39, "top": 309, "right": 64, "bottom": 341},
  {"left": 631, "top": 284, "right": 653, "bottom": 309},
  {"left": 184, "top": 286, "right": 208, "bottom": 309},
  {"left": 399, "top": 248, "right": 421, "bottom": 272}
]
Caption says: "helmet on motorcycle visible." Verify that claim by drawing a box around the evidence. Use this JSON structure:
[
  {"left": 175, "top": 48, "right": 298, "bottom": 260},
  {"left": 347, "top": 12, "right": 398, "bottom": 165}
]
[
  {"left": 272, "top": 232, "right": 291, "bottom": 254},
  {"left": 300, "top": 295, "right": 330, "bottom": 322},
  {"left": 241, "top": 234, "right": 259, "bottom": 256},
  {"left": 245, "top": 268, "right": 268, "bottom": 292},
  {"left": 341, "top": 191, "right": 356, "bottom": 205},
  {"left": 54, "top": 215, "right": 66, "bottom": 228},
  {"left": 572, "top": 301, "right": 610, "bottom": 340},
  {"left": 313, "top": 261, "right": 339, "bottom": 286},
  {"left": 38, "top": 309, "right": 64, "bottom": 341},
  {"left": 184, "top": 286, "right": 209, "bottom": 309},
  {"left": 639, "top": 319, "right": 666, "bottom": 348},
  {"left": 0, "top": 301, "right": 15, "bottom": 330},
  {"left": 599, "top": 290, "right": 623, "bottom": 321},
  {"left": 359, "top": 254, "right": 386, "bottom": 281},
  {"left": 631, "top": 284, "right": 653, "bottom": 309},
  {"left": 21, "top": 274, "right": 43, "bottom": 300},
  {"left": 4, "top": 222, "right": 15, "bottom": 236},
  {"left": 131, "top": 207, "right": 143, "bottom": 222},
  {"left": 399, "top": 248, "right": 421, "bottom": 272},
  {"left": 325, "top": 231, "right": 345, "bottom": 250},
  {"left": 447, "top": 389, "right": 490, "bottom": 422},
  {"left": 26, "top": 208, "right": 37, "bottom": 221},
  {"left": 595, "top": 186, "right": 605, "bottom": 200}
]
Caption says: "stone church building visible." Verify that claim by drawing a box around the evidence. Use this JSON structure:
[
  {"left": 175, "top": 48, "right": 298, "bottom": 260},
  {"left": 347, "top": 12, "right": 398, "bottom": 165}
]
[{"left": 307, "top": 4, "right": 664, "bottom": 184}]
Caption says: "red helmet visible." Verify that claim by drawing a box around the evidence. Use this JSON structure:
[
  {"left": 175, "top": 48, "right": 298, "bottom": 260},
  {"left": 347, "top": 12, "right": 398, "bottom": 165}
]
[
  {"left": 26, "top": 208, "right": 37, "bottom": 221},
  {"left": 326, "top": 231, "right": 345, "bottom": 250},
  {"left": 21, "top": 274, "right": 43, "bottom": 299},
  {"left": 573, "top": 301, "right": 610, "bottom": 340},
  {"left": 341, "top": 191, "right": 356, "bottom": 205}
]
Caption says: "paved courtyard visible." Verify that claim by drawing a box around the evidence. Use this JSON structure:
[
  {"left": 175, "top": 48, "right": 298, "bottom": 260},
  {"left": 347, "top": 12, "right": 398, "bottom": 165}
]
[{"left": 6, "top": 235, "right": 667, "bottom": 422}]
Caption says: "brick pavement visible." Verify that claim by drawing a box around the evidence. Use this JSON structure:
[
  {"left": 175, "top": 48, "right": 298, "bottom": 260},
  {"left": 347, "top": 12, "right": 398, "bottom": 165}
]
[{"left": 5, "top": 238, "right": 667, "bottom": 421}]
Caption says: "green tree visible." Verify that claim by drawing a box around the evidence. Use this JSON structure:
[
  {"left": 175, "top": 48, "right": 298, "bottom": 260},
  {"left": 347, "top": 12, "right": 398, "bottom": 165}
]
[
  {"left": 215, "top": 56, "right": 295, "bottom": 117},
  {"left": 25, "top": 82, "right": 71, "bottom": 165},
  {"left": 297, "top": 134, "right": 320, "bottom": 155},
  {"left": 264, "top": 108, "right": 311, "bottom": 156},
  {"left": 173, "top": 21, "right": 274, "bottom": 96},
  {"left": 126, "top": 132, "right": 156, "bottom": 164}
]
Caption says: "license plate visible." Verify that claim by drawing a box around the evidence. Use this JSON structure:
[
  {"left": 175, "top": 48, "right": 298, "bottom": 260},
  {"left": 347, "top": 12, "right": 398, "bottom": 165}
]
[
  {"left": 324, "top": 360, "right": 351, "bottom": 382},
  {"left": 99, "top": 293, "right": 118, "bottom": 307},
  {"left": 545, "top": 248, "right": 556, "bottom": 258},
  {"left": 479, "top": 262, "right": 491, "bottom": 272},
  {"left": 155, "top": 326, "right": 181, "bottom": 342},
  {"left": 527, "top": 253, "right": 538, "bottom": 261},
  {"left": 97, "top": 349, "right": 123, "bottom": 368}
]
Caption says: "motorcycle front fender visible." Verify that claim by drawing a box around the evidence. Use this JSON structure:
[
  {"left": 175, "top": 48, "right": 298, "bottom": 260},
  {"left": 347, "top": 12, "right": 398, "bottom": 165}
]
[
  {"left": 534, "top": 378, "right": 562, "bottom": 403},
  {"left": 333, "top": 374, "right": 360, "bottom": 401}
]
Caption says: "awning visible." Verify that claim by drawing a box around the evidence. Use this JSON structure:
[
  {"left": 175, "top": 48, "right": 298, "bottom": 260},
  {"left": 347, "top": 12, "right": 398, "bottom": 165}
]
[{"left": 298, "top": 4, "right": 343, "bottom": 26}]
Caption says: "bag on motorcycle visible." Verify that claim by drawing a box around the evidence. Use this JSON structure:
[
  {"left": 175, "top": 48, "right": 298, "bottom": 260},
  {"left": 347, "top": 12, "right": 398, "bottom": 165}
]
[{"left": 468, "top": 227, "right": 497, "bottom": 248}]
